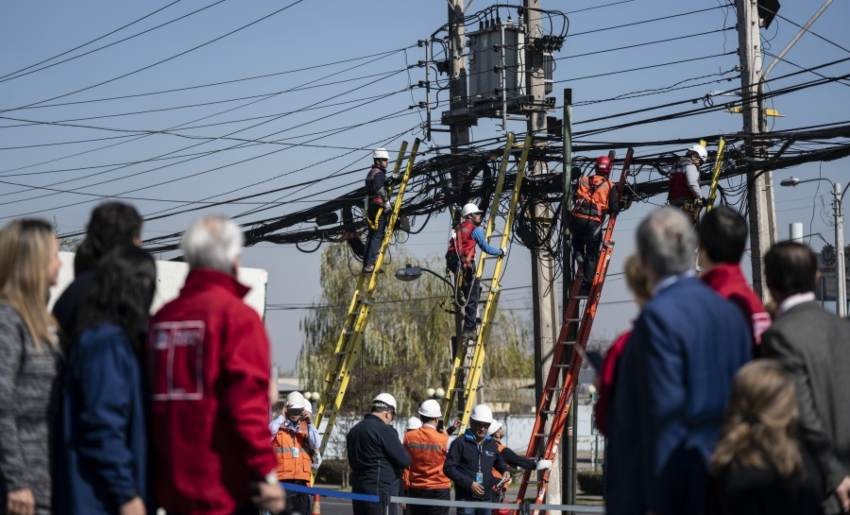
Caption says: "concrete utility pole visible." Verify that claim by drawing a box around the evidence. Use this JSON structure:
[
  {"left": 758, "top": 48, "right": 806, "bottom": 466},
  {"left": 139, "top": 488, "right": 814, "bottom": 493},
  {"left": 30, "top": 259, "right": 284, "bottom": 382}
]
[
  {"left": 447, "top": 0, "right": 470, "bottom": 151},
  {"left": 736, "top": 0, "right": 777, "bottom": 300},
  {"left": 525, "top": 0, "right": 562, "bottom": 505},
  {"left": 833, "top": 182, "right": 847, "bottom": 317}
]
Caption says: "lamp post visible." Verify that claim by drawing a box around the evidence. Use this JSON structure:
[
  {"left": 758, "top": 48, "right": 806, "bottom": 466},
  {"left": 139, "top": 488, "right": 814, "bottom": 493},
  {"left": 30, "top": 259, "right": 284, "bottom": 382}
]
[{"left": 780, "top": 177, "right": 850, "bottom": 317}]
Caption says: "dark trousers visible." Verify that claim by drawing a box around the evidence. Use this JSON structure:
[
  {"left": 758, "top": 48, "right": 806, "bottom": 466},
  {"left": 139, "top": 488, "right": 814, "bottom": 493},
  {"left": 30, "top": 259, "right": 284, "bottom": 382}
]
[
  {"left": 407, "top": 488, "right": 450, "bottom": 515},
  {"left": 364, "top": 203, "right": 387, "bottom": 267},
  {"left": 353, "top": 499, "right": 396, "bottom": 515},
  {"left": 569, "top": 216, "right": 603, "bottom": 285},
  {"left": 448, "top": 257, "right": 479, "bottom": 332},
  {"left": 284, "top": 483, "right": 312, "bottom": 515}
]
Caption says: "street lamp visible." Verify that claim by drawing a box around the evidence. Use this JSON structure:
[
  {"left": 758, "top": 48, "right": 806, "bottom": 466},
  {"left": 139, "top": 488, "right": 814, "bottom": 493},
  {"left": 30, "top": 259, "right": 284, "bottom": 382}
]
[
  {"left": 394, "top": 263, "right": 455, "bottom": 291},
  {"left": 780, "top": 176, "right": 850, "bottom": 317}
]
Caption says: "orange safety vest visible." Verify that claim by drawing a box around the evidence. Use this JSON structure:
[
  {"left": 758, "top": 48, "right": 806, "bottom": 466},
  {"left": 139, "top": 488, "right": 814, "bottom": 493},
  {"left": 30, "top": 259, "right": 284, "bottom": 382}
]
[
  {"left": 572, "top": 175, "right": 612, "bottom": 223},
  {"left": 403, "top": 426, "right": 451, "bottom": 490},
  {"left": 492, "top": 442, "right": 507, "bottom": 481},
  {"left": 273, "top": 426, "right": 312, "bottom": 482}
]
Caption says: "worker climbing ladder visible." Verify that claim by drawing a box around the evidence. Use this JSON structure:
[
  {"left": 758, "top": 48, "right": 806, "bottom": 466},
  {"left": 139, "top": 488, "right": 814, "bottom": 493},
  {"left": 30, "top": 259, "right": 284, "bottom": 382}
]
[
  {"left": 313, "top": 139, "right": 421, "bottom": 453},
  {"left": 442, "top": 133, "right": 533, "bottom": 429},
  {"left": 514, "top": 148, "right": 634, "bottom": 512}
]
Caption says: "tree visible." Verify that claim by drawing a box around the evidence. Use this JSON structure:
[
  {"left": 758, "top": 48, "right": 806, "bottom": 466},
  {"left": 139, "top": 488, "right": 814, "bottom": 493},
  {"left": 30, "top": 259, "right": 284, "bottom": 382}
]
[{"left": 298, "top": 243, "right": 532, "bottom": 416}]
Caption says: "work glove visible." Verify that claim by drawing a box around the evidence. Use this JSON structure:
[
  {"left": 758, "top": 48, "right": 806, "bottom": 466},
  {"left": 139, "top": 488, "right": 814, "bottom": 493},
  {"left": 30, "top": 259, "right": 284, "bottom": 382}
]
[
  {"left": 536, "top": 459, "right": 553, "bottom": 471},
  {"left": 499, "top": 249, "right": 506, "bottom": 257}
]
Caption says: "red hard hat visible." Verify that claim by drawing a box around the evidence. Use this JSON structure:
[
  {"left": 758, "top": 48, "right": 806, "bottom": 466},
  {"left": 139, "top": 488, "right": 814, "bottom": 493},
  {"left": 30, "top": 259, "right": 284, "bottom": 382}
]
[{"left": 595, "top": 156, "right": 612, "bottom": 175}]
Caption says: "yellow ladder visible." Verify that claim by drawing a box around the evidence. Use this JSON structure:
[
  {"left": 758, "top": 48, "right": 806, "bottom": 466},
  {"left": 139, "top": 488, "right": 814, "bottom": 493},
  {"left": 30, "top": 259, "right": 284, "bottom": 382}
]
[
  {"left": 442, "top": 133, "right": 532, "bottom": 429},
  {"left": 704, "top": 137, "right": 727, "bottom": 212},
  {"left": 313, "top": 139, "right": 420, "bottom": 453}
]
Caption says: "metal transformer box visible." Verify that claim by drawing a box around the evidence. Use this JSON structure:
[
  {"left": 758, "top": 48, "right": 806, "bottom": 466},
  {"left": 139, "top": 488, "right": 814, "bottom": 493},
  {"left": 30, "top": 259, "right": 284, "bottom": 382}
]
[{"left": 467, "top": 22, "right": 526, "bottom": 114}]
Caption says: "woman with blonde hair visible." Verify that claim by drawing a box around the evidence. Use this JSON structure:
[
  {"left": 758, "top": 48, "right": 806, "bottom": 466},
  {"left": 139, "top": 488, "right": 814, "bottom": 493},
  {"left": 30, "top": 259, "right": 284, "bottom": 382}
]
[
  {"left": 0, "top": 219, "right": 62, "bottom": 515},
  {"left": 708, "top": 359, "right": 822, "bottom": 515}
]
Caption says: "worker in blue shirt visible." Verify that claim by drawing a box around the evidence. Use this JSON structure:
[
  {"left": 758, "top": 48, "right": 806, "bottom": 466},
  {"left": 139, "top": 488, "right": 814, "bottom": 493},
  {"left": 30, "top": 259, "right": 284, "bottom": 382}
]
[{"left": 445, "top": 204, "right": 505, "bottom": 340}]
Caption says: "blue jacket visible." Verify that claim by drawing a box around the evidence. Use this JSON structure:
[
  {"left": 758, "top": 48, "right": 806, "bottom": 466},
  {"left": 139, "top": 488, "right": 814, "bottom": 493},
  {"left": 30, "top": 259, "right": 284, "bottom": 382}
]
[
  {"left": 444, "top": 430, "right": 507, "bottom": 501},
  {"left": 346, "top": 414, "right": 411, "bottom": 497},
  {"left": 605, "top": 277, "right": 751, "bottom": 515},
  {"left": 56, "top": 323, "right": 148, "bottom": 515}
]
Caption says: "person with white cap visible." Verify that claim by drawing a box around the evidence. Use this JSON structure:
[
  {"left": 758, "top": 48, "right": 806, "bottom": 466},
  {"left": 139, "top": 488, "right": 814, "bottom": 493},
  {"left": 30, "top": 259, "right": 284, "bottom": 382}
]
[
  {"left": 667, "top": 143, "right": 708, "bottom": 223},
  {"left": 487, "top": 422, "right": 552, "bottom": 503},
  {"left": 445, "top": 204, "right": 506, "bottom": 340},
  {"left": 272, "top": 391, "right": 314, "bottom": 515},
  {"left": 444, "top": 404, "right": 508, "bottom": 514},
  {"left": 403, "top": 400, "right": 452, "bottom": 515},
  {"left": 346, "top": 393, "right": 411, "bottom": 515},
  {"left": 362, "top": 148, "right": 392, "bottom": 273}
]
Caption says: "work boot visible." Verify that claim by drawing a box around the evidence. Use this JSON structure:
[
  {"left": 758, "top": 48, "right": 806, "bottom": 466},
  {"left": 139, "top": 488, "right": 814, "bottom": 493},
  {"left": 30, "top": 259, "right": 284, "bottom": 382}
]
[
  {"left": 362, "top": 264, "right": 375, "bottom": 274},
  {"left": 462, "top": 328, "right": 477, "bottom": 341}
]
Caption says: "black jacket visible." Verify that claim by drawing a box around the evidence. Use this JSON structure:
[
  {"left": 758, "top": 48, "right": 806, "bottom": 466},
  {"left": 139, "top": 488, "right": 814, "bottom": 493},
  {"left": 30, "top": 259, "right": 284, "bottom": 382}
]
[
  {"left": 444, "top": 431, "right": 507, "bottom": 501},
  {"left": 52, "top": 271, "right": 94, "bottom": 349},
  {"left": 346, "top": 414, "right": 411, "bottom": 496}
]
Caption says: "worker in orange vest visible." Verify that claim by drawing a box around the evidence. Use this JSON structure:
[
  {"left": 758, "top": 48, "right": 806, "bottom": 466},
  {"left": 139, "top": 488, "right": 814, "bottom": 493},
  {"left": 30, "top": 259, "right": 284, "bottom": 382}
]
[
  {"left": 403, "top": 400, "right": 452, "bottom": 515},
  {"left": 570, "top": 156, "right": 618, "bottom": 293},
  {"left": 273, "top": 392, "right": 314, "bottom": 515},
  {"left": 488, "top": 422, "right": 551, "bottom": 508}
]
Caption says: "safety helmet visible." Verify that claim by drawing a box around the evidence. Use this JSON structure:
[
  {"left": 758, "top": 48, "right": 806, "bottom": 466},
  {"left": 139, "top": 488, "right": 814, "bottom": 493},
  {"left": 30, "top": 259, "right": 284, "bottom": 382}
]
[
  {"left": 373, "top": 148, "right": 390, "bottom": 160},
  {"left": 461, "top": 203, "right": 483, "bottom": 218},
  {"left": 418, "top": 399, "right": 442, "bottom": 419},
  {"left": 285, "top": 391, "right": 307, "bottom": 410},
  {"left": 373, "top": 392, "right": 398, "bottom": 410},
  {"left": 407, "top": 416, "right": 423, "bottom": 430},
  {"left": 595, "top": 156, "right": 612, "bottom": 175},
  {"left": 488, "top": 421, "right": 502, "bottom": 436},
  {"left": 687, "top": 144, "right": 708, "bottom": 161},
  {"left": 470, "top": 404, "right": 494, "bottom": 424}
]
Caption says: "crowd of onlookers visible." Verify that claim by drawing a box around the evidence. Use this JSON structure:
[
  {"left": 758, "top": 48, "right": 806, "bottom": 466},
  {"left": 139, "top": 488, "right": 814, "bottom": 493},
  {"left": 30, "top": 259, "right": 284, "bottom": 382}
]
[{"left": 0, "top": 200, "right": 847, "bottom": 515}]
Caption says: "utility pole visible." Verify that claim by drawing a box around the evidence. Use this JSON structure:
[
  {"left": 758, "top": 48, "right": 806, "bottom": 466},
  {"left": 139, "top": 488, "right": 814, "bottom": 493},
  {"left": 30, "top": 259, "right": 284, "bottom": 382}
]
[
  {"left": 447, "top": 0, "right": 470, "bottom": 152},
  {"left": 833, "top": 182, "right": 846, "bottom": 317},
  {"left": 525, "top": 0, "right": 562, "bottom": 505},
  {"left": 736, "top": 0, "right": 777, "bottom": 299}
]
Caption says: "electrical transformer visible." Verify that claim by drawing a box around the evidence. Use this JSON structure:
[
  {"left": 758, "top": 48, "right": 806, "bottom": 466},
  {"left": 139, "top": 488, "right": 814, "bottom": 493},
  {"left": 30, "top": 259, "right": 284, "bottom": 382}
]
[{"left": 467, "top": 21, "right": 526, "bottom": 114}]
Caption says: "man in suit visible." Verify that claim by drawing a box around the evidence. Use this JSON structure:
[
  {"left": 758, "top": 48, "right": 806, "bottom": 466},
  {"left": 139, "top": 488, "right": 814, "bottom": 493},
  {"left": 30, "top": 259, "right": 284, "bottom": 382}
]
[
  {"left": 605, "top": 207, "right": 752, "bottom": 515},
  {"left": 762, "top": 241, "right": 850, "bottom": 514}
]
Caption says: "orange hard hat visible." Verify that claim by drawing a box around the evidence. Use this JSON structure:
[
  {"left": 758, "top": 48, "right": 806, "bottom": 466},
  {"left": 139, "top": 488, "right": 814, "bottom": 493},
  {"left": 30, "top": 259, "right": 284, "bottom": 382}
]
[{"left": 595, "top": 156, "right": 612, "bottom": 175}]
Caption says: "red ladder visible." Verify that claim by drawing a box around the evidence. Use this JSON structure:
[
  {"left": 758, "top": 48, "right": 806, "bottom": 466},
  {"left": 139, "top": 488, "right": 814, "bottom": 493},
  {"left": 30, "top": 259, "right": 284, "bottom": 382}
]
[{"left": 514, "top": 148, "right": 634, "bottom": 512}]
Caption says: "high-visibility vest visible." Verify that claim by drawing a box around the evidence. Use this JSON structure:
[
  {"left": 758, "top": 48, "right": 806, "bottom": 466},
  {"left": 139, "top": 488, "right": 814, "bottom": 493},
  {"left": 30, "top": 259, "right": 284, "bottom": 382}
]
[
  {"left": 572, "top": 175, "right": 612, "bottom": 222},
  {"left": 446, "top": 220, "right": 478, "bottom": 266},
  {"left": 273, "top": 427, "right": 312, "bottom": 482},
  {"left": 492, "top": 442, "right": 507, "bottom": 481},
  {"left": 668, "top": 159, "right": 698, "bottom": 202},
  {"left": 403, "top": 427, "right": 451, "bottom": 490}
]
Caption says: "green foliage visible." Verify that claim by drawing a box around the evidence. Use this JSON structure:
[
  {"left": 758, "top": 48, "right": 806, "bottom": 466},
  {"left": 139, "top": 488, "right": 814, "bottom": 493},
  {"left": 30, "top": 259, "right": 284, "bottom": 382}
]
[{"left": 298, "top": 243, "right": 533, "bottom": 416}]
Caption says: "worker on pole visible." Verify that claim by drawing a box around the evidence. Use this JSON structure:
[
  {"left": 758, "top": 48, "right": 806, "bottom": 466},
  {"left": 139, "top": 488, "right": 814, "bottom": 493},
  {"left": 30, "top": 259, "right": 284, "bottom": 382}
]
[
  {"left": 445, "top": 204, "right": 505, "bottom": 339},
  {"left": 346, "top": 393, "right": 411, "bottom": 515},
  {"left": 667, "top": 144, "right": 708, "bottom": 223},
  {"left": 272, "top": 392, "right": 314, "bottom": 515},
  {"left": 569, "top": 156, "right": 618, "bottom": 293},
  {"left": 444, "top": 404, "right": 508, "bottom": 509},
  {"left": 362, "top": 148, "right": 391, "bottom": 273},
  {"left": 403, "top": 400, "right": 452, "bottom": 515}
]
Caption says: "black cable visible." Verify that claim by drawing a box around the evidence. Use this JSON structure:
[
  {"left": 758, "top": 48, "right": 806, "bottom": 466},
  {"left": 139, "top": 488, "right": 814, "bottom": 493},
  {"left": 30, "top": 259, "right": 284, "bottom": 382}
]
[
  {"left": 569, "top": 4, "right": 732, "bottom": 37},
  {"left": 0, "top": 0, "right": 308, "bottom": 113},
  {"left": 0, "top": 0, "right": 227, "bottom": 84},
  {"left": 0, "top": 0, "right": 185, "bottom": 81},
  {"left": 554, "top": 51, "right": 736, "bottom": 84},
  {"left": 556, "top": 27, "right": 734, "bottom": 61}
]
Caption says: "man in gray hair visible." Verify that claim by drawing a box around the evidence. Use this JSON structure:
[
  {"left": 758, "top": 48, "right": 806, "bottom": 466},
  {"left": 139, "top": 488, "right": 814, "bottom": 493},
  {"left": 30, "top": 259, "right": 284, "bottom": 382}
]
[
  {"left": 604, "top": 207, "right": 751, "bottom": 515},
  {"left": 147, "top": 215, "right": 285, "bottom": 514}
]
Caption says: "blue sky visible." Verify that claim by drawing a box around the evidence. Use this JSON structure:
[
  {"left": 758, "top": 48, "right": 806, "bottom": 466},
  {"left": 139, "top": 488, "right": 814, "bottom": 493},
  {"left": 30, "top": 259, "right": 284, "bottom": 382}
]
[{"left": 2, "top": 0, "right": 849, "bottom": 371}]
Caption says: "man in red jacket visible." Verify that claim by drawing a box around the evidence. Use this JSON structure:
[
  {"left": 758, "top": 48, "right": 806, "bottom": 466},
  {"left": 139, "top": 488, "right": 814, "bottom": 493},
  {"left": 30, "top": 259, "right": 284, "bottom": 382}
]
[
  {"left": 698, "top": 206, "right": 771, "bottom": 351},
  {"left": 148, "top": 215, "right": 284, "bottom": 515}
]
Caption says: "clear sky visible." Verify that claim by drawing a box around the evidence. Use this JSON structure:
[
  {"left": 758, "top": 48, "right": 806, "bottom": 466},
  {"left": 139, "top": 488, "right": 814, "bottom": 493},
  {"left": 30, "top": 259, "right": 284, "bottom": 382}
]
[{"left": 2, "top": 0, "right": 849, "bottom": 371}]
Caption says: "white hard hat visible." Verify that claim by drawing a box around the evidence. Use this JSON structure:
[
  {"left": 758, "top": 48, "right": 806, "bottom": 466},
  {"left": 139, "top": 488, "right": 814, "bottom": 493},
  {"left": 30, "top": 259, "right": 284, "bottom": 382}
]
[
  {"left": 488, "top": 421, "right": 502, "bottom": 436},
  {"left": 688, "top": 144, "right": 708, "bottom": 161},
  {"left": 286, "top": 391, "right": 307, "bottom": 410},
  {"left": 418, "top": 399, "right": 442, "bottom": 419},
  {"left": 407, "top": 416, "right": 423, "bottom": 430},
  {"left": 373, "top": 392, "right": 398, "bottom": 410},
  {"left": 470, "top": 404, "right": 494, "bottom": 424},
  {"left": 461, "top": 203, "right": 483, "bottom": 218},
  {"left": 373, "top": 148, "right": 390, "bottom": 160}
]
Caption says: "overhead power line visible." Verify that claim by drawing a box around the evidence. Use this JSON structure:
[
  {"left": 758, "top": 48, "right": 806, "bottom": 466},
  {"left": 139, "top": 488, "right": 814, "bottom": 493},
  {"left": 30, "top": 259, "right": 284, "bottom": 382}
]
[{"left": 569, "top": 4, "right": 732, "bottom": 37}]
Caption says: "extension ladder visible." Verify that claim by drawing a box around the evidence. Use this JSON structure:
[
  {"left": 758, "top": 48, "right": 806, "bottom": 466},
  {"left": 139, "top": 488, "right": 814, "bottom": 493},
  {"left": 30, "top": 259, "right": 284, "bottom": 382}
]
[
  {"left": 442, "top": 133, "right": 532, "bottom": 429},
  {"left": 514, "top": 148, "right": 634, "bottom": 511},
  {"left": 704, "top": 137, "right": 727, "bottom": 212},
  {"left": 313, "top": 139, "right": 421, "bottom": 453}
]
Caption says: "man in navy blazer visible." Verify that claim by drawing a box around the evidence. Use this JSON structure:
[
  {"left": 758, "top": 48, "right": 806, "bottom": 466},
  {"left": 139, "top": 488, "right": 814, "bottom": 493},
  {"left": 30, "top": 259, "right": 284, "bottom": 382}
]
[{"left": 605, "top": 207, "right": 752, "bottom": 515}]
